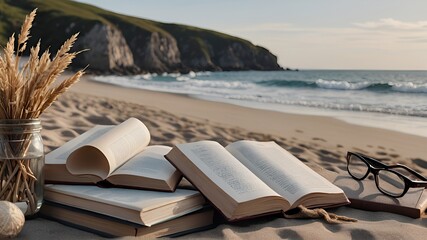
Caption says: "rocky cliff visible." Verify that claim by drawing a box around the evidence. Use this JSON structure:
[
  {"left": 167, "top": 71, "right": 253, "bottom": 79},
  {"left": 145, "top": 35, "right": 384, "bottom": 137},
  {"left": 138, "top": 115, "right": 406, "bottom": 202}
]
[
  {"left": 0, "top": 0, "right": 283, "bottom": 74},
  {"left": 75, "top": 24, "right": 138, "bottom": 74}
]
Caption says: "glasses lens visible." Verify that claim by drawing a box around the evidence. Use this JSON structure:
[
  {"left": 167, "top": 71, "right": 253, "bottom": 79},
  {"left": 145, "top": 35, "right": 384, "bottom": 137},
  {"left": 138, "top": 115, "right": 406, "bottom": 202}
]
[
  {"left": 347, "top": 154, "right": 369, "bottom": 179},
  {"left": 377, "top": 170, "right": 405, "bottom": 197}
]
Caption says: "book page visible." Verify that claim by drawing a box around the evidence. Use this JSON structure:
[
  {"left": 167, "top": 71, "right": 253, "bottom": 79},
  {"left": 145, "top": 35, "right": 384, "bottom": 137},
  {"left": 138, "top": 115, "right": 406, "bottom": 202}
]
[
  {"left": 45, "top": 125, "right": 113, "bottom": 164},
  {"left": 226, "top": 141, "right": 343, "bottom": 205},
  {"left": 177, "top": 141, "right": 280, "bottom": 203},
  {"left": 67, "top": 118, "right": 151, "bottom": 179},
  {"left": 109, "top": 145, "right": 176, "bottom": 181}
]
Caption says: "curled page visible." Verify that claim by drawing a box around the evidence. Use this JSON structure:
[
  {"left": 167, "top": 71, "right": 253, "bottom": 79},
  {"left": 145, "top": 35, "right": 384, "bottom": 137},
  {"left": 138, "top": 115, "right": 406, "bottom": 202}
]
[{"left": 66, "top": 118, "right": 150, "bottom": 179}]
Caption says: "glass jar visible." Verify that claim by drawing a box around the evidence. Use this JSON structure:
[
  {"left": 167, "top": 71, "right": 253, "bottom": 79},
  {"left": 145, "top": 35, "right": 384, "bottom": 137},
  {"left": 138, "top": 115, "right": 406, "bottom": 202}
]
[{"left": 0, "top": 119, "right": 44, "bottom": 217}]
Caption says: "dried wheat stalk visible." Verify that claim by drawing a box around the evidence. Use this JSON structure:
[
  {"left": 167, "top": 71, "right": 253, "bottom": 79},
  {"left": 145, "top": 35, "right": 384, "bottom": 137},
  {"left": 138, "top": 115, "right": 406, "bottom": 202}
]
[{"left": 0, "top": 9, "right": 85, "bottom": 215}]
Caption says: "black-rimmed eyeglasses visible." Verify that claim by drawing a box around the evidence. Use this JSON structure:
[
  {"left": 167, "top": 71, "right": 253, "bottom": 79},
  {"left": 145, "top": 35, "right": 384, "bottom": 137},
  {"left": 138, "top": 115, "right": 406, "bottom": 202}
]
[{"left": 346, "top": 151, "right": 427, "bottom": 198}]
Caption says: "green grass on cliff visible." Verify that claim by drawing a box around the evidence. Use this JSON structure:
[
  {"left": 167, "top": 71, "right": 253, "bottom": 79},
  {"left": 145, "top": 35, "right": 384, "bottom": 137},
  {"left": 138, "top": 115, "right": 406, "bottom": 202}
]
[{"left": 0, "top": 0, "right": 257, "bottom": 53}]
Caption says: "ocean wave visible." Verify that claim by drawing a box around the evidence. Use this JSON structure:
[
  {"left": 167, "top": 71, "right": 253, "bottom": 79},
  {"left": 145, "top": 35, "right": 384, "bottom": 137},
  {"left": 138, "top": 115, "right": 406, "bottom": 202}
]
[
  {"left": 186, "top": 79, "right": 253, "bottom": 89},
  {"left": 315, "top": 79, "right": 371, "bottom": 90},
  {"left": 225, "top": 95, "right": 427, "bottom": 117},
  {"left": 256, "top": 78, "right": 427, "bottom": 93},
  {"left": 256, "top": 79, "right": 316, "bottom": 88},
  {"left": 390, "top": 82, "right": 427, "bottom": 93}
]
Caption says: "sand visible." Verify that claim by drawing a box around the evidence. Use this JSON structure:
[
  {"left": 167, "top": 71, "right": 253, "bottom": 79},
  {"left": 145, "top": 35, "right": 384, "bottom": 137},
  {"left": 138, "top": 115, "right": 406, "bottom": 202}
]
[{"left": 19, "top": 76, "right": 427, "bottom": 239}]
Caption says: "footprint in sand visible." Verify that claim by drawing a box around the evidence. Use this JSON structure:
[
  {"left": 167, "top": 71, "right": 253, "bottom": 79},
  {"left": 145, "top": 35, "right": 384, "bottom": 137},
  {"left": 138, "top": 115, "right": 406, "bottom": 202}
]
[
  {"left": 413, "top": 159, "right": 427, "bottom": 169},
  {"left": 319, "top": 149, "right": 340, "bottom": 158},
  {"left": 170, "top": 123, "right": 182, "bottom": 129},
  {"left": 143, "top": 119, "right": 160, "bottom": 128},
  {"left": 350, "top": 229, "right": 375, "bottom": 239},
  {"left": 100, "top": 101, "right": 113, "bottom": 109},
  {"left": 376, "top": 151, "right": 388, "bottom": 156},
  {"left": 312, "top": 137, "right": 327, "bottom": 142},
  {"left": 162, "top": 132, "right": 176, "bottom": 139},
  {"left": 318, "top": 155, "right": 342, "bottom": 164},
  {"left": 314, "top": 148, "right": 344, "bottom": 164},
  {"left": 298, "top": 157, "right": 309, "bottom": 163},
  {"left": 287, "top": 147, "right": 304, "bottom": 154},
  {"left": 182, "top": 131, "right": 196, "bottom": 140},
  {"left": 278, "top": 229, "right": 303, "bottom": 240},
  {"left": 86, "top": 116, "right": 116, "bottom": 125},
  {"left": 298, "top": 143, "right": 308, "bottom": 149},
  {"left": 74, "top": 128, "right": 89, "bottom": 135},
  {"left": 61, "top": 130, "right": 77, "bottom": 138}
]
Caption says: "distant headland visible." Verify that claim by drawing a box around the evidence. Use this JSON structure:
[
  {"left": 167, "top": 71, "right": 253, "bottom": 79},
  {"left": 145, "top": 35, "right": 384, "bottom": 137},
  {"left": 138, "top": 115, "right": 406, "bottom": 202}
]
[{"left": 0, "top": 0, "right": 286, "bottom": 74}]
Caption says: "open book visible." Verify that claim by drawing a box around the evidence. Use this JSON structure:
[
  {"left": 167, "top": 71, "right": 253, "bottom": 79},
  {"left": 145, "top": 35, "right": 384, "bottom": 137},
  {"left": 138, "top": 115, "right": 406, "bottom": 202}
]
[
  {"left": 44, "top": 184, "right": 206, "bottom": 226},
  {"left": 165, "top": 140, "right": 350, "bottom": 221},
  {"left": 45, "top": 118, "right": 182, "bottom": 191}
]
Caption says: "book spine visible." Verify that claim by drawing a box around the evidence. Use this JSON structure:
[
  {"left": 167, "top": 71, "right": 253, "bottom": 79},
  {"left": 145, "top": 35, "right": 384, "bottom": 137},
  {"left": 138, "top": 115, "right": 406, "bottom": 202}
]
[{"left": 350, "top": 198, "right": 420, "bottom": 218}]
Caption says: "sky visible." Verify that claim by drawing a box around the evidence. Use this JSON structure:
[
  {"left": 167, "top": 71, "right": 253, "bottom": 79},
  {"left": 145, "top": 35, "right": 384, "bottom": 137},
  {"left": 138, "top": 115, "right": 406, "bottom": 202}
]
[{"left": 74, "top": 0, "right": 427, "bottom": 70}]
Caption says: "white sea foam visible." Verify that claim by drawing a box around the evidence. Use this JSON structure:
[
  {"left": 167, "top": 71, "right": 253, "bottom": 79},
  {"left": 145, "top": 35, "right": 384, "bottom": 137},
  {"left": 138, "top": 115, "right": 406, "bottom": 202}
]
[
  {"left": 195, "top": 71, "right": 212, "bottom": 76},
  {"left": 390, "top": 82, "right": 427, "bottom": 93},
  {"left": 176, "top": 76, "right": 190, "bottom": 81},
  {"left": 188, "top": 71, "right": 196, "bottom": 78},
  {"left": 185, "top": 79, "right": 253, "bottom": 89},
  {"left": 315, "top": 79, "right": 371, "bottom": 90},
  {"left": 162, "top": 72, "right": 181, "bottom": 77},
  {"left": 141, "top": 73, "right": 152, "bottom": 80}
]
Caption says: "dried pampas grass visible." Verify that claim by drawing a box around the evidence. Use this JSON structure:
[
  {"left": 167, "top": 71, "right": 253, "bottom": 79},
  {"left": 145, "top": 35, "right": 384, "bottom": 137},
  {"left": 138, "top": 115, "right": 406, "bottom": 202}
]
[
  {"left": 0, "top": 9, "right": 85, "bottom": 215},
  {"left": 0, "top": 9, "right": 84, "bottom": 119}
]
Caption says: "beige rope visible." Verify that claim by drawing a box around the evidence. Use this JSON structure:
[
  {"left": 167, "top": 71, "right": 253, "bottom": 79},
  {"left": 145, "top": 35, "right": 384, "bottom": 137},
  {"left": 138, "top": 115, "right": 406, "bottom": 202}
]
[{"left": 284, "top": 205, "right": 357, "bottom": 224}]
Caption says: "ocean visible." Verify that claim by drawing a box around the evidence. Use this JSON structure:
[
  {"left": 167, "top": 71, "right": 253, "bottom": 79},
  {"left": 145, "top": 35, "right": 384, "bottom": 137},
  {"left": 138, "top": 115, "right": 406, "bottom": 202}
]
[{"left": 92, "top": 70, "right": 427, "bottom": 137}]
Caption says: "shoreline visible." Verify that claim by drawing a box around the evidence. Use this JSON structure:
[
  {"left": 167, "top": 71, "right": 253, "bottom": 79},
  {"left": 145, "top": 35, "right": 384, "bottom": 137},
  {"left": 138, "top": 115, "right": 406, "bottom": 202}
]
[
  {"left": 193, "top": 94, "right": 427, "bottom": 138},
  {"left": 89, "top": 75, "right": 427, "bottom": 138},
  {"left": 67, "top": 76, "right": 427, "bottom": 166}
]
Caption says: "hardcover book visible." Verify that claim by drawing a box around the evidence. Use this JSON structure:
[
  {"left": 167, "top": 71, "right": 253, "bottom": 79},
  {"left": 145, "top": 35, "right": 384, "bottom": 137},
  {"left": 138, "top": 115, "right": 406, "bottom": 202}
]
[
  {"left": 314, "top": 166, "right": 427, "bottom": 218},
  {"left": 45, "top": 118, "right": 182, "bottom": 191},
  {"left": 40, "top": 201, "right": 214, "bottom": 238},
  {"left": 165, "top": 140, "right": 349, "bottom": 221},
  {"left": 44, "top": 184, "right": 206, "bottom": 226}
]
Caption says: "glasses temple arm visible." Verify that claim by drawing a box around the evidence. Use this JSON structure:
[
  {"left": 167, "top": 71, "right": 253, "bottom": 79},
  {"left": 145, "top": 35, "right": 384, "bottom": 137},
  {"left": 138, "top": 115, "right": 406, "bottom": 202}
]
[
  {"left": 413, "top": 181, "right": 427, "bottom": 188},
  {"left": 389, "top": 164, "right": 427, "bottom": 181}
]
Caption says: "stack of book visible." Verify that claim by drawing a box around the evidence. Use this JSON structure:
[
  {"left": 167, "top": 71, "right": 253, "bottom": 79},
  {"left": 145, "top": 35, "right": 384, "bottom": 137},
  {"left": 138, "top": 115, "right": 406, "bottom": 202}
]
[
  {"left": 45, "top": 117, "right": 351, "bottom": 237},
  {"left": 44, "top": 118, "right": 214, "bottom": 237}
]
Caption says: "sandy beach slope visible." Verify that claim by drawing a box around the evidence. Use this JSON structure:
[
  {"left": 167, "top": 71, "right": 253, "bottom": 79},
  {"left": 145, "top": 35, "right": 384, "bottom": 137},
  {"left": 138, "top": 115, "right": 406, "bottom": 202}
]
[{"left": 20, "top": 75, "right": 427, "bottom": 239}]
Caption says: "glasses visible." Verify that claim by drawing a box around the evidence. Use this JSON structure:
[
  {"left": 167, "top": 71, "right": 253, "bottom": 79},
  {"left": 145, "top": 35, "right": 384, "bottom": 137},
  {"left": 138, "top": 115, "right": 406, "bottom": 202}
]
[{"left": 346, "top": 152, "right": 427, "bottom": 198}]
